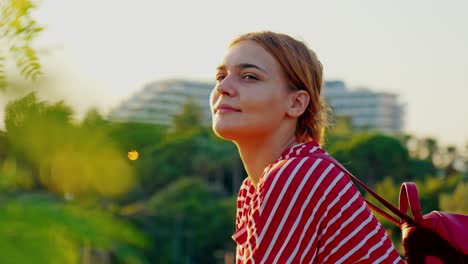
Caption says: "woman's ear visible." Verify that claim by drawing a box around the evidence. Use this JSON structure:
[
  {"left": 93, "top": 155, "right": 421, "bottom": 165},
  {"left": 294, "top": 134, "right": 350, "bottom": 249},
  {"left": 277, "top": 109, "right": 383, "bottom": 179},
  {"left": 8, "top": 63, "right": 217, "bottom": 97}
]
[{"left": 286, "top": 90, "right": 309, "bottom": 118}]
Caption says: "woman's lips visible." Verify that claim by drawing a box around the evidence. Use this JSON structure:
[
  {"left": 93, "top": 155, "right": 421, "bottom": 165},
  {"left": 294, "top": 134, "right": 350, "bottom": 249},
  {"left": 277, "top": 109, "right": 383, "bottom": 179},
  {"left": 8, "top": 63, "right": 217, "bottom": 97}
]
[
  {"left": 216, "top": 104, "right": 241, "bottom": 113},
  {"left": 218, "top": 108, "right": 240, "bottom": 113}
]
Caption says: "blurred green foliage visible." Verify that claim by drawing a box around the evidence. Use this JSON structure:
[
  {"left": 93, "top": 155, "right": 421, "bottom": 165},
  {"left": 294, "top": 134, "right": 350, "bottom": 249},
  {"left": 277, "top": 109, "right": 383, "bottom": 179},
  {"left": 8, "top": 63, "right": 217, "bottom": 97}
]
[
  {"left": 0, "top": 0, "right": 43, "bottom": 90},
  {"left": 4, "top": 93, "right": 136, "bottom": 197},
  {"left": 440, "top": 181, "right": 468, "bottom": 214},
  {"left": 1, "top": 91, "right": 466, "bottom": 263},
  {"left": 330, "top": 132, "right": 409, "bottom": 185},
  {"left": 145, "top": 178, "right": 235, "bottom": 263},
  {"left": 0, "top": 92, "right": 241, "bottom": 263},
  {"left": 0, "top": 192, "right": 149, "bottom": 264}
]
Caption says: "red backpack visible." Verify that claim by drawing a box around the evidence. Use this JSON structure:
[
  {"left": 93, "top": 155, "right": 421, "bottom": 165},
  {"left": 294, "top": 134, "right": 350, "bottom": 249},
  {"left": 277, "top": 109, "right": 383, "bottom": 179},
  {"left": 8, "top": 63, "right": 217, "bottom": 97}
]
[{"left": 312, "top": 153, "right": 468, "bottom": 264}]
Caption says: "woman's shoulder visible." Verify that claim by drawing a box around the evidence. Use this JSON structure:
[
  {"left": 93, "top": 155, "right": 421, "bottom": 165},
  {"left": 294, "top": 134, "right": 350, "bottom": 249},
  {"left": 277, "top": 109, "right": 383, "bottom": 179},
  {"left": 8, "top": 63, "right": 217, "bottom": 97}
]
[
  {"left": 260, "top": 153, "right": 348, "bottom": 195},
  {"left": 271, "top": 140, "right": 343, "bottom": 172},
  {"left": 238, "top": 177, "right": 254, "bottom": 196}
]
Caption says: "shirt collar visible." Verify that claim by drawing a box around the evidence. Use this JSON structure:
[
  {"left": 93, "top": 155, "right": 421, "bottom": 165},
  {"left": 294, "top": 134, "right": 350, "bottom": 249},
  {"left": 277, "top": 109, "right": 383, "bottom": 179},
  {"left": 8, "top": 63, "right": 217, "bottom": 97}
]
[{"left": 277, "top": 140, "right": 323, "bottom": 161}]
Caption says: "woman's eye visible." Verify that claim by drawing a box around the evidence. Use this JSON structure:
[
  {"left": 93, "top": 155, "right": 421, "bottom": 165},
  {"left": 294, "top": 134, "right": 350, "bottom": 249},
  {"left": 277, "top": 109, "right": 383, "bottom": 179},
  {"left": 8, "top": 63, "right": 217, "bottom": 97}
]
[
  {"left": 215, "top": 74, "right": 226, "bottom": 82},
  {"left": 243, "top": 74, "right": 258, "bottom": 80}
]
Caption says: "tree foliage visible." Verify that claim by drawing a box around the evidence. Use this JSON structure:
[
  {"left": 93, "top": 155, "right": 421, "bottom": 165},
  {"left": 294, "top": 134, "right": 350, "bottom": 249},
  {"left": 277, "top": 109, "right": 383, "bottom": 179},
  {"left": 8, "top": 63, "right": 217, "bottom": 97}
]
[
  {"left": 171, "top": 97, "right": 205, "bottom": 133},
  {"left": 0, "top": 0, "right": 43, "bottom": 90},
  {"left": 1, "top": 92, "right": 467, "bottom": 263},
  {"left": 440, "top": 181, "right": 468, "bottom": 214},
  {"left": 4, "top": 93, "right": 136, "bottom": 197},
  {"left": 145, "top": 178, "right": 235, "bottom": 264},
  {"left": 137, "top": 127, "right": 239, "bottom": 195},
  {"left": 0, "top": 192, "right": 150, "bottom": 264},
  {"left": 329, "top": 133, "right": 409, "bottom": 185}
]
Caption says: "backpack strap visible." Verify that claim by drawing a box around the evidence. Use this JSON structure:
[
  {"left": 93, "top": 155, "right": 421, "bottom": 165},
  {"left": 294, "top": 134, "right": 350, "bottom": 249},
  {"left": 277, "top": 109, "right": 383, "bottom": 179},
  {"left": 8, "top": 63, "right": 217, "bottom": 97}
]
[
  {"left": 309, "top": 153, "right": 414, "bottom": 226},
  {"left": 399, "top": 182, "right": 423, "bottom": 223}
]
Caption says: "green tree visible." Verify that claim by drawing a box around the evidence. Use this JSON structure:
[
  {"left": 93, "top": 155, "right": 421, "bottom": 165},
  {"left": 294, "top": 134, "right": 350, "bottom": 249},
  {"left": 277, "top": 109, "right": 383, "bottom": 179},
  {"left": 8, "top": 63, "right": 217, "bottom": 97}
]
[
  {"left": 171, "top": 97, "right": 205, "bottom": 133},
  {"left": 396, "top": 135, "right": 438, "bottom": 181},
  {"left": 445, "top": 145, "right": 458, "bottom": 175},
  {"left": 330, "top": 133, "right": 409, "bottom": 185},
  {"left": 0, "top": 130, "right": 9, "bottom": 165},
  {"left": 5, "top": 92, "right": 72, "bottom": 162},
  {"left": 4, "top": 93, "right": 136, "bottom": 197},
  {"left": 0, "top": 192, "right": 150, "bottom": 264},
  {"left": 399, "top": 134, "right": 418, "bottom": 158},
  {"left": 107, "top": 121, "right": 166, "bottom": 154},
  {"left": 106, "top": 121, "right": 167, "bottom": 201},
  {"left": 440, "top": 182, "right": 468, "bottom": 214},
  {"left": 0, "top": 156, "right": 33, "bottom": 191},
  {"left": 0, "top": 0, "right": 43, "bottom": 90},
  {"left": 145, "top": 178, "right": 235, "bottom": 264},
  {"left": 421, "top": 137, "right": 438, "bottom": 161},
  {"left": 137, "top": 127, "right": 242, "bottom": 196},
  {"left": 406, "top": 158, "right": 436, "bottom": 181},
  {"left": 81, "top": 108, "right": 108, "bottom": 130},
  {"left": 324, "top": 115, "right": 353, "bottom": 149},
  {"left": 415, "top": 174, "right": 461, "bottom": 214}
]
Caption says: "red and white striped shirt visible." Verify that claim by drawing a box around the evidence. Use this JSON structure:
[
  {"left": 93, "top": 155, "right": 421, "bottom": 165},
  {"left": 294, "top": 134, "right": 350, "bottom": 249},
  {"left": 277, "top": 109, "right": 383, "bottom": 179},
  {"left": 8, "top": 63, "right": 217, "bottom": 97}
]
[{"left": 232, "top": 141, "right": 404, "bottom": 264}]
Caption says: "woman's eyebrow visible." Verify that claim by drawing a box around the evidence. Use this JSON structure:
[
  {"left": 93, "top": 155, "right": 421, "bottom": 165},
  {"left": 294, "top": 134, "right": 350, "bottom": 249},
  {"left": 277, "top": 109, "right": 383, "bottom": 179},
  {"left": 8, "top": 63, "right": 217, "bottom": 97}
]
[
  {"left": 216, "top": 63, "right": 268, "bottom": 74},
  {"left": 237, "top": 63, "right": 267, "bottom": 74}
]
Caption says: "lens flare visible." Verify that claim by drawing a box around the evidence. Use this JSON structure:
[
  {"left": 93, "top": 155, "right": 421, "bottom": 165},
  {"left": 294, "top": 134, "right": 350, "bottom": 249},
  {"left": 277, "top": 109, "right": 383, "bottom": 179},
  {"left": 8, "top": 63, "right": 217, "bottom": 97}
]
[{"left": 128, "top": 150, "right": 139, "bottom": 160}]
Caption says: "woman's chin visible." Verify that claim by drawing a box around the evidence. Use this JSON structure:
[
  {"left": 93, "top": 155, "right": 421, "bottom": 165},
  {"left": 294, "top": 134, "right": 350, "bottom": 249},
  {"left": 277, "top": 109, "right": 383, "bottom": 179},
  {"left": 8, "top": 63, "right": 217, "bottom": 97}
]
[
  {"left": 212, "top": 125, "right": 240, "bottom": 141},
  {"left": 212, "top": 124, "right": 267, "bottom": 143}
]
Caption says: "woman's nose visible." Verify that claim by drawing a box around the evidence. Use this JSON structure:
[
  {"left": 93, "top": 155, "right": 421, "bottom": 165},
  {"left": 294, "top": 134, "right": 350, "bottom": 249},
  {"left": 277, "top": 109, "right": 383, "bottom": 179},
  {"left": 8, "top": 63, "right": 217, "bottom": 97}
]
[{"left": 215, "top": 76, "right": 236, "bottom": 96}]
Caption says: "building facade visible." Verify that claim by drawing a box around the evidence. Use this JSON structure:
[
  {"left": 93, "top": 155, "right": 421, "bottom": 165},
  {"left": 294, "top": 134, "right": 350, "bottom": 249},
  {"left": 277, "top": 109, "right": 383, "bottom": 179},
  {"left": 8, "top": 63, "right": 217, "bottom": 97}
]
[
  {"left": 324, "top": 80, "right": 404, "bottom": 134},
  {"left": 107, "top": 79, "right": 213, "bottom": 125},
  {"left": 108, "top": 79, "right": 404, "bottom": 134}
]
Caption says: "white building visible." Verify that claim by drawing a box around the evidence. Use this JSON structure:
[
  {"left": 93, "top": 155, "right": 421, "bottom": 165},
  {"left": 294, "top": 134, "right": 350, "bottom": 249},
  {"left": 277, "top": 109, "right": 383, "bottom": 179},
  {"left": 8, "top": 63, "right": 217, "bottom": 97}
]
[
  {"left": 324, "top": 80, "right": 404, "bottom": 134},
  {"left": 108, "top": 79, "right": 405, "bottom": 134},
  {"left": 107, "top": 79, "right": 213, "bottom": 125}
]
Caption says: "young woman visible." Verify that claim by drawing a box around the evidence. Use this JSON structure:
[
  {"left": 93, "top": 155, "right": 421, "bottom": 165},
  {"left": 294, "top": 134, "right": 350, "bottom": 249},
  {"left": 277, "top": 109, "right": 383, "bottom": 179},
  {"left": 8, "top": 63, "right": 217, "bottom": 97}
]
[{"left": 210, "top": 31, "right": 403, "bottom": 264}]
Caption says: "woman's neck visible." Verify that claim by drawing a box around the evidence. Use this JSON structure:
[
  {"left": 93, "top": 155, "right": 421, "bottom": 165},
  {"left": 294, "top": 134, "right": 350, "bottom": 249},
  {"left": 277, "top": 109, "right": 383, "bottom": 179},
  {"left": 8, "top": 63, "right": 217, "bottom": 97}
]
[{"left": 235, "top": 134, "right": 297, "bottom": 187}]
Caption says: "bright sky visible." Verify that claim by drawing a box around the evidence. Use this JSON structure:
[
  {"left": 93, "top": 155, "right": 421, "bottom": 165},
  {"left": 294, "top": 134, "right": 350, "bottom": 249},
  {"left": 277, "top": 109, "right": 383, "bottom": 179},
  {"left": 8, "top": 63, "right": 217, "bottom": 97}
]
[{"left": 6, "top": 0, "right": 468, "bottom": 147}]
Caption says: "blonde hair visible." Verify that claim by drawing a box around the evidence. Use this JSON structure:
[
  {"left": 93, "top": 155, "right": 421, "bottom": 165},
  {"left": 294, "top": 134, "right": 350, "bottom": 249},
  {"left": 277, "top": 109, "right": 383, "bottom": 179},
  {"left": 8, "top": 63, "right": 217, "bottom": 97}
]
[{"left": 229, "top": 31, "right": 329, "bottom": 144}]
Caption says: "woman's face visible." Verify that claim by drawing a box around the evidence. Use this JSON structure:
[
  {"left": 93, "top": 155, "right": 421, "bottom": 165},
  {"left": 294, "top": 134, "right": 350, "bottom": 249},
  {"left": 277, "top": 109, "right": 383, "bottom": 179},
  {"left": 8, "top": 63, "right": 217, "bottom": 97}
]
[{"left": 210, "top": 40, "right": 291, "bottom": 142}]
